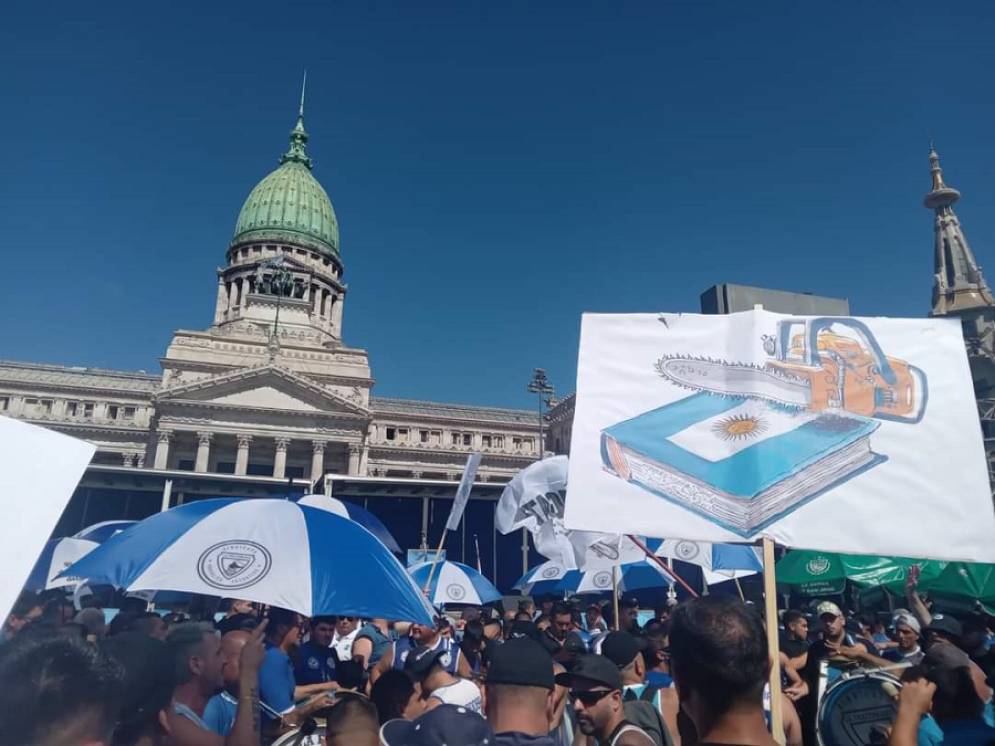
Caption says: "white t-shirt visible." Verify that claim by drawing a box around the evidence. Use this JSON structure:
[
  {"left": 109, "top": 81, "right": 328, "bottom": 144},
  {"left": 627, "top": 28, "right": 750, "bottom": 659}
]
[
  {"left": 430, "top": 678, "right": 483, "bottom": 713},
  {"left": 332, "top": 628, "right": 359, "bottom": 661}
]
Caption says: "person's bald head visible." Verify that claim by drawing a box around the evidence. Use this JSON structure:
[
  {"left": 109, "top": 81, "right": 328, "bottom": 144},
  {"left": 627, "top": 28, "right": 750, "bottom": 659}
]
[{"left": 220, "top": 630, "right": 251, "bottom": 687}]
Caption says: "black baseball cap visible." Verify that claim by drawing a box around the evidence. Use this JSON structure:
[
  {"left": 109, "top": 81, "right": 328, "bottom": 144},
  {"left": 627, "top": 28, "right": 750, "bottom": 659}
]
[
  {"left": 554, "top": 654, "right": 623, "bottom": 691},
  {"left": 403, "top": 644, "right": 449, "bottom": 679},
  {"left": 563, "top": 631, "right": 589, "bottom": 655},
  {"left": 620, "top": 596, "right": 640, "bottom": 609},
  {"left": 487, "top": 637, "right": 554, "bottom": 689},
  {"left": 925, "top": 614, "right": 963, "bottom": 641},
  {"left": 601, "top": 631, "right": 647, "bottom": 668},
  {"left": 380, "top": 704, "right": 493, "bottom": 746},
  {"left": 510, "top": 620, "right": 541, "bottom": 641}
]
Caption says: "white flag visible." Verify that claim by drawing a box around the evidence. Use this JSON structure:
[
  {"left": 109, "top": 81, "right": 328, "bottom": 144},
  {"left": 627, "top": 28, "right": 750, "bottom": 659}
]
[
  {"left": 445, "top": 453, "right": 482, "bottom": 531},
  {"left": 496, "top": 456, "right": 644, "bottom": 570}
]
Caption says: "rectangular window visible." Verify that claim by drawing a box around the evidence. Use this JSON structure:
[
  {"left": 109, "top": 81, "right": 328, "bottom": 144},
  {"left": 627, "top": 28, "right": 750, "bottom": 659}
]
[
  {"left": 462, "top": 433, "right": 472, "bottom": 446},
  {"left": 178, "top": 459, "right": 195, "bottom": 472},
  {"left": 523, "top": 438, "right": 534, "bottom": 452},
  {"left": 451, "top": 433, "right": 461, "bottom": 445},
  {"left": 398, "top": 428, "right": 409, "bottom": 442},
  {"left": 386, "top": 427, "right": 396, "bottom": 441},
  {"left": 122, "top": 406, "right": 136, "bottom": 420},
  {"left": 494, "top": 435, "right": 504, "bottom": 448},
  {"left": 0, "top": 397, "right": 7, "bottom": 411},
  {"left": 513, "top": 437, "right": 523, "bottom": 450},
  {"left": 83, "top": 402, "right": 94, "bottom": 418},
  {"left": 66, "top": 401, "right": 79, "bottom": 417},
  {"left": 24, "top": 398, "right": 38, "bottom": 414},
  {"left": 107, "top": 405, "right": 119, "bottom": 420},
  {"left": 482, "top": 435, "right": 492, "bottom": 448},
  {"left": 420, "top": 430, "right": 429, "bottom": 443},
  {"left": 430, "top": 431, "right": 441, "bottom": 445}
]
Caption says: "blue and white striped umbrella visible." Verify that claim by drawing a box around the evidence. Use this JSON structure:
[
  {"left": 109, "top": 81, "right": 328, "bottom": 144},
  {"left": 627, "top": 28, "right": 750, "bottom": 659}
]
[
  {"left": 655, "top": 539, "right": 762, "bottom": 573},
  {"left": 74, "top": 520, "right": 136, "bottom": 543},
  {"left": 62, "top": 498, "right": 435, "bottom": 623},
  {"left": 26, "top": 537, "right": 100, "bottom": 591},
  {"left": 407, "top": 560, "right": 502, "bottom": 606},
  {"left": 515, "top": 558, "right": 674, "bottom": 596},
  {"left": 297, "top": 494, "right": 401, "bottom": 554}
]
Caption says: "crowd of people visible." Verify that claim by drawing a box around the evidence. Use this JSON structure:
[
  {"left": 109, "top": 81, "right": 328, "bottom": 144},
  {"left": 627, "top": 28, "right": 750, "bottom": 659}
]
[{"left": 0, "top": 578, "right": 993, "bottom": 746}]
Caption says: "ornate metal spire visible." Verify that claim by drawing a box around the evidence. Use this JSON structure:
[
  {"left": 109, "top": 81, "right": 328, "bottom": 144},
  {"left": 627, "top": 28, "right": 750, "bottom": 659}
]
[
  {"left": 281, "top": 71, "right": 313, "bottom": 169},
  {"left": 925, "top": 146, "right": 994, "bottom": 315}
]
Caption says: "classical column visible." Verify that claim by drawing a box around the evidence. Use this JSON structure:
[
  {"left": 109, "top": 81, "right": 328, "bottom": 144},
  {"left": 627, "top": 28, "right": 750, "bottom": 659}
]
[
  {"left": 347, "top": 444, "right": 361, "bottom": 475},
  {"left": 235, "top": 434, "right": 252, "bottom": 476},
  {"left": 135, "top": 453, "right": 145, "bottom": 469},
  {"left": 195, "top": 431, "right": 213, "bottom": 473},
  {"left": 359, "top": 442, "right": 369, "bottom": 476},
  {"left": 310, "top": 441, "right": 326, "bottom": 483},
  {"left": 273, "top": 437, "right": 290, "bottom": 479},
  {"left": 121, "top": 452, "right": 134, "bottom": 468},
  {"left": 214, "top": 277, "right": 228, "bottom": 323},
  {"left": 330, "top": 294, "right": 344, "bottom": 335},
  {"left": 153, "top": 430, "right": 173, "bottom": 470}
]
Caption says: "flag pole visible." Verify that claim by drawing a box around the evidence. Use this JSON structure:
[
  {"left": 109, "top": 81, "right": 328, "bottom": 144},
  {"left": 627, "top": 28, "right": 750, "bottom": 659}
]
[
  {"left": 422, "top": 531, "right": 448, "bottom": 596},
  {"left": 612, "top": 565, "right": 620, "bottom": 631},
  {"left": 626, "top": 534, "right": 700, "bottom": 598},
  {"left": 734, "top": 576, "right": 746, "bottom": 602},
  {"left": 474, "top": 534, "right": 483, "bottom": 574},
  {"left": 762, "top": 537, "right": 785, "bottom": 745}
]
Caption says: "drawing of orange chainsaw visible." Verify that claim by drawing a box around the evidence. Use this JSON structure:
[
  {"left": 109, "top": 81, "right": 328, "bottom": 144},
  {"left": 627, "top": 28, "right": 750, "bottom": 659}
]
[{"left": 656, "top": 317, "right": 928, "bottom": 422}]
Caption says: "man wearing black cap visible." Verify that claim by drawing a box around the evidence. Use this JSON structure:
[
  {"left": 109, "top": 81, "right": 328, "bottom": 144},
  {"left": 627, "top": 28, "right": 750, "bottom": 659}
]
[
  {"left": 619, "top": 597, "right": 641, "bottom": 635},
  {"left": 555, "top": 654, "right": 655, "bottom": 746},
  {"left": 405, "top": 642, "right": 483, "bottom": 712},
  {"left": 601, "top": 632, "right": 673, "bottom": 746},
  {"left": 484, "top": 637, "right": 557, "bottom": 745},
  {"left": 381, "top": 703, "right": 494, "bottom": 746}
]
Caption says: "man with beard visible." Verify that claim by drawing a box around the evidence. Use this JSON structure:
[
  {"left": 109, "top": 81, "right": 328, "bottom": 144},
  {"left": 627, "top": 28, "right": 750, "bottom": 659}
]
[{"left": 555, "top": 655, "right": 654, "bottom": 746}]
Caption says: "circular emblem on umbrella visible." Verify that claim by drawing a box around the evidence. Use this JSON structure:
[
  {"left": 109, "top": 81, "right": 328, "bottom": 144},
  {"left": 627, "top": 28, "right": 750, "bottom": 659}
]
[
  {"left": 446, "top": 583, "right": 466, "bottom": 601},
  {"left": 197, "top": 541, "right": 272, "bottom": 590},
  {"left": 593, "top": 571, "right": 612, "bottom": 588},
  {"left": 675, "top": 541, "right": 700, "bottom": 561},
  {"left": 541, "top": 567, "right": 561, "bottom": 579},
  {"left": 806, "top": 557, "right": 831, "bottom": 576}
]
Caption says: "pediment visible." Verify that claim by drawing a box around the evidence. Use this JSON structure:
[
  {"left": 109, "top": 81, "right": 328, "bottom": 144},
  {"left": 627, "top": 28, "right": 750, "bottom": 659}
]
[{"left": 156, "top": 365, "right": 367, "bottom": 416}]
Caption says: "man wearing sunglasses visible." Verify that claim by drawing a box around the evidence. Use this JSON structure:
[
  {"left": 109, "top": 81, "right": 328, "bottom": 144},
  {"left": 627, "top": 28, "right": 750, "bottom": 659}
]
[
  {"left": 555, "top": 654, "right": 655, "bottom": 746},
  {"left": 331, "top": 615, "right": 360, "bottom": 661}
]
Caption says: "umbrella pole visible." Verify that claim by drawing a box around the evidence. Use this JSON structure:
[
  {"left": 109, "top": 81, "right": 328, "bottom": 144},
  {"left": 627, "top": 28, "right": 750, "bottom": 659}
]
[
  {"left": 734, "top": 577, "right": 746, "bottom": 602},
  {"left": 612, "top": 565, "right": 620, "bottom": 631},
  {"left": 762, "top": 537, "right": 785, "bottom": 745},
  {"left": 422, "top": 531, "right": 448, "bottom": 596},
  {"left": 626, "top": 535, "right": 700, "bottom": 598}
]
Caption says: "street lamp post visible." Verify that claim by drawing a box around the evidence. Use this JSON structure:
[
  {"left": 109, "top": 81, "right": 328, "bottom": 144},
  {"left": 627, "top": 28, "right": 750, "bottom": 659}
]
[
  {"left": 526, "top": 368, "right": 555, "bottom": 459},
  {"left": 522, "top": 368, "right": 555, "bottom": 574}
]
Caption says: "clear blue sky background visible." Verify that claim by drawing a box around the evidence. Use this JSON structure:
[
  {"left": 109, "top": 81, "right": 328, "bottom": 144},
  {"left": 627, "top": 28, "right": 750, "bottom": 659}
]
[{"left": 2, "top": 2, "right": 994, "bottom": 409}]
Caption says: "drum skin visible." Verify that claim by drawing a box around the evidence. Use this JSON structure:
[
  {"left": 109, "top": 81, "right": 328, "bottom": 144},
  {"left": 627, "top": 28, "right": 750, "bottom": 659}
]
[
  {"left": 817, "top": 671, "right": 900, "bottom": 746},
  {"left": 271, "top": 724, "right": 326, "bottom": 746}
]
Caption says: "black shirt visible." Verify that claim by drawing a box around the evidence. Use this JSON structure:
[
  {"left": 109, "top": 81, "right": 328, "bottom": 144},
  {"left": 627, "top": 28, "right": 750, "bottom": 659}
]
[{"left": 779, "top": 634, "right": 809, "bottom": 659}]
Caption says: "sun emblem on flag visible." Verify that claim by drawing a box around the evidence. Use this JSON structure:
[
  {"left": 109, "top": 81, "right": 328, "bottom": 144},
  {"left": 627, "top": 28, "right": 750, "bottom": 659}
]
[{"left": 712, "top": 413, "right": 769, "bottom": 441}]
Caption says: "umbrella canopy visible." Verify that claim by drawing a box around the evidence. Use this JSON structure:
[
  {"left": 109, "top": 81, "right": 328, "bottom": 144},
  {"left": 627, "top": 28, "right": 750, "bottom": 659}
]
[
  {"left": 407, "top": 560, "right": 502, "bottom": 606},
  {"left": 777, "top": 550, "right": 947, "bottom": 596},
  {"left": 655, "top": 540, "right": 763, "bottom": 573},
  {"left": 925, "top": 562, "right": 995, "bottom": 606},
  {"left": 702, "top": 567, "right": 759, "bottom": 586},
  {"left": 62, "top": 498, "right": 434, "bottom": 623},
  {"left": 297, "top": 494, "right": 402, "bottom": 554},
  {"left": 25, "top": 537, "right": 100, "bottom": 591},
  {"left": 74, "top": 520, "right": 136, "bottom": 543},
  {"left": 515, "top": 558, "right": 674, "bottom": 596}
]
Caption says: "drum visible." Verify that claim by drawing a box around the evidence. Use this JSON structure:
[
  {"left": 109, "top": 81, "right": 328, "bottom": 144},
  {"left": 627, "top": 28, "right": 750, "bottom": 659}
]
[
  {"left": 270, "top": 723, "right": 326, "bottom": 746},
  {"left": 816, "top": 670, "right": 901, "bottom": 746}
]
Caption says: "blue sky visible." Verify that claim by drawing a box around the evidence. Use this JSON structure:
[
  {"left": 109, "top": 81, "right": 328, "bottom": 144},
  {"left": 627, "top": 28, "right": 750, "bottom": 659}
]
[{"left": 2, "top": 2, "right": 994, "bottom": 409}]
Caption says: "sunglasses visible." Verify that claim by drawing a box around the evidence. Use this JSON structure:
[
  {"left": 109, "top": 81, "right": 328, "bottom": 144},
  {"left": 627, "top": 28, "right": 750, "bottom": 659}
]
[{"left": 571, "top": 689, "right": 614, "bottom": 706}]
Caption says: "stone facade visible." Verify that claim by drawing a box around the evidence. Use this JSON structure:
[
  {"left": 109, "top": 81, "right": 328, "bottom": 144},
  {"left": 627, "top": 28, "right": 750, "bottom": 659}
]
[{"left": 0, "top": 110, "right": 541, "bottom": 484}]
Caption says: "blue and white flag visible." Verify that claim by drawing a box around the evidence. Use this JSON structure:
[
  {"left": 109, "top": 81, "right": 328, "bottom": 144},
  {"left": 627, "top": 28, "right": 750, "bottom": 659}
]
[
  {"left": 446, "top": 453, "right": 482, "bottom": 531},
  {"left": 62, "top": 498, "right": 435, "bottom": 623}
]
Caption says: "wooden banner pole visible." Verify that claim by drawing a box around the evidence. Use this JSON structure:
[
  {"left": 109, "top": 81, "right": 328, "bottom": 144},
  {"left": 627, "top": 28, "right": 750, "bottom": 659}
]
[
  {"left": 626, "top": 534, "right": 700, "bottom": 598},
  {"left": 762, "top": 537, "right": 785, "bottom": 746},
  {"left": 422, "top": 531, "right": 448, "bottom": 597},
  {"left": 612, "top": 565, "right": 621, "bottom": 631}
]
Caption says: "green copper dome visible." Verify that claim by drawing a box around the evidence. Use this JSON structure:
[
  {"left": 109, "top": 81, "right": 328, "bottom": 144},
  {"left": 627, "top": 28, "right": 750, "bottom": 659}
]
[{"left": 232, "top": 114, "right": 339, "bottom": 255}]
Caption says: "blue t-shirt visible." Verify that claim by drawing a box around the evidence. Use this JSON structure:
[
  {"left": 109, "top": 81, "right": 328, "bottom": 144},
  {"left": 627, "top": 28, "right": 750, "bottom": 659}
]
[
  {"left": 645, "top": 670, "right": 673, "bottom": 688},
  {"left": 917, "top": 715, "right": 944, "bottom": 746},
  {"left": 202, "top": 692, "right": 238, "bottom": 736},
  {"left": 393, "top": 635, "right": 461, "bottom": 674},
  {"left": 936, "top": 718, "right": 995, "bottom": 745},
  {"left": 259, "top": 642, "right": 296, "bottom": 717},
  {"left": 294, "top": 640, "right": 337, "bottom": 685}
]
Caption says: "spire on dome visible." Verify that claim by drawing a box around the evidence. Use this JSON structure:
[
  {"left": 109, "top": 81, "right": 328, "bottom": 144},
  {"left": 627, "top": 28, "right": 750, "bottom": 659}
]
[
  {"left": 281, "top": 71, "right": 313, "bottom": 169},
  {"left": 925, "top": 145, "right": 994, "bottom": 315}
]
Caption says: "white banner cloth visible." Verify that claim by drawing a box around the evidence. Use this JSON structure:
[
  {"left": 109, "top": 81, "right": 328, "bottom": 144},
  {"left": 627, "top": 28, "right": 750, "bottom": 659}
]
[{"left": 564, "top": 311, "right": 995, "bottom": 562}]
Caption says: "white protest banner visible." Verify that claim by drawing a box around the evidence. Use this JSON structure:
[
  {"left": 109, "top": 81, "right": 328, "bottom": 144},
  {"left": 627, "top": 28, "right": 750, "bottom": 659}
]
[
  {"left": 446, "top": 452, "right": 481, "bottom": 531},
  {"left": 496, "top": 456, "right": 647, "bottom": 570},
  {"left": 564, "top": 310, "right": 995, "bottom": 562},
  {"left": 0, "top": 416, "right": 96, "bottom": 624}
]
